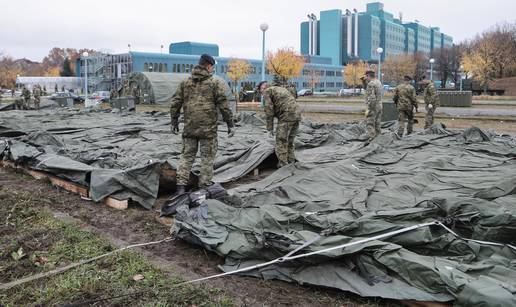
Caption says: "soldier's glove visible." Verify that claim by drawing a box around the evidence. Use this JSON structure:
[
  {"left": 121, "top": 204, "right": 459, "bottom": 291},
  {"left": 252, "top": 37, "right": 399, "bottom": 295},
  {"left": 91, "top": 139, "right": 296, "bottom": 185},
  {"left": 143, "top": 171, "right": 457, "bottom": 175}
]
[
  {"left": 171, "top": 122, "right": 179, "bottom": 135},
  {"left": 364, "top": 109, "right": 370, "bottom": 117}
]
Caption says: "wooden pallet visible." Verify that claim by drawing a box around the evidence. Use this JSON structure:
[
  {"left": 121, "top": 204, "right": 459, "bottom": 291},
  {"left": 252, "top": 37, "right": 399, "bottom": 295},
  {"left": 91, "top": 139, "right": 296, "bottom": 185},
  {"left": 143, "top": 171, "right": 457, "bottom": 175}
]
[{"left": 0, "top": 160, "right": 128, "bottom": 210}]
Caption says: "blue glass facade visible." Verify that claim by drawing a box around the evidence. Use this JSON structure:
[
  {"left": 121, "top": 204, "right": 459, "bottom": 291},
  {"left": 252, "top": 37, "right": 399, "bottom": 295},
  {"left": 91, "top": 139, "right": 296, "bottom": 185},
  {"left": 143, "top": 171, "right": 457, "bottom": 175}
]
[
  {"left": 441, "top": 34, "right": 453, "bottom": 49},
  {"left": 169, "top": 42, "right": 219, "bottom": 56},
  {"left": 430, "top": 27, "right": 441, "bottom": 51},
  {"left": 405, "top": 28, "right": 415, "bottom": 53},
  {"left": 300, "top": 2, "right": 453, "bottom": 64},
  {"left": 358, "top": 14, "right": 381, "bottom": 61},
  {"left": 404, "top": 23, "right": 432, "bottom": 54},
  {"left": 300, "top": 22, "right": 310, "bottom": 55},
  {"left": 79, "top": 49, "right": 344, "bottom": 92},
  {"left": 319, "top": 9, "right": 343, "bottom": 66}
]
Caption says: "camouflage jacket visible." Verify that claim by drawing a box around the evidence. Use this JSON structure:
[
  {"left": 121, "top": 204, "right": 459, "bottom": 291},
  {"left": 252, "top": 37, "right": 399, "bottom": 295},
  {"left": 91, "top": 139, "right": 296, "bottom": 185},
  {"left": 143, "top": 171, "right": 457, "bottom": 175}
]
[
  {"left": 423, "top": 82, "right": 439, "bottom": 106},
  {"left": 263, "top": 86, "right": 301, "bottom": 131},
  {"left": 170, "top": 65, "right": 233, "bottom": 139},
  {"left": 33, "top": 87, "right": 41, "bottom": 98},
  {"left": 22, "top": 88, "right": 31, "bottom": 99},
  {"left": 393, "top": 83, "right": 418, "bottom": 111},
  {"left": 365, "top": 79, "right": 382, "bottom": 109}
]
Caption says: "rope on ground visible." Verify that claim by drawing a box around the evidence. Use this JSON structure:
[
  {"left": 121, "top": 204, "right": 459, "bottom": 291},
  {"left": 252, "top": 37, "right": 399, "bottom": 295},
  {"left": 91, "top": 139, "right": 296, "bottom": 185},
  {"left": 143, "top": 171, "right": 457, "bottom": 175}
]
[
  {"left": 177, "top": 220, "right": 516, "bottom": 286},
  {"left": 177, "top": 221, "right": 438, "bottom": 286},
  {"left": 0, "top": 237, "right": 173, "bottom": 291},
  {"left": 57, "top": 220, "right": 515, "bottom": 306}
]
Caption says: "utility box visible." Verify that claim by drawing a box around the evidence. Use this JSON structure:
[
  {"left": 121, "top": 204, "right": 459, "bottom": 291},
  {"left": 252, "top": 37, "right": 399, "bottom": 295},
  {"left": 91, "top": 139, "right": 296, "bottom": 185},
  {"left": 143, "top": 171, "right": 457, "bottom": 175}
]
[
  {"left": 438, "top": 91, "right": 472, "bottom": 107},
  {"left": 381, "top": 101, "right": 398, "bottom": 122},
  {"left": 56, "top": 97, "right": 73, "bottom": 108},
  {"left": 111, "top": 97, "right": 135, "bottom": 111}
]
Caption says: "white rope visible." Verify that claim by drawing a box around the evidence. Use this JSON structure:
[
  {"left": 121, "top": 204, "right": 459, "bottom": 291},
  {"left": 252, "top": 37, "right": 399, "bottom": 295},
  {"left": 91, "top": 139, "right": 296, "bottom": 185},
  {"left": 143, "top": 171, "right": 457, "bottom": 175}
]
[
  {"left": 178, "top": 221, "right": 437, "bottom": 286},
  {"left": 178, "top": 220, "right": 516, "bottom": 286}
]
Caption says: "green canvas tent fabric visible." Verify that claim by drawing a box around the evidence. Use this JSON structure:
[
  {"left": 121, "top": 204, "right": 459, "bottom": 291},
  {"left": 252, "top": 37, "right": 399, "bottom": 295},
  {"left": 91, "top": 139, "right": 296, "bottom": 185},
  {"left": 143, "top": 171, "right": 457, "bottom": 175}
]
[
  {"left": 1, "top": 108, "right": 516, "bottom": 305},
  {"left": 126, "top": 72, "right": 189, "bottom": 104},
  {"left": 171, "top": 126, "right": 516, "bottom": 306}
]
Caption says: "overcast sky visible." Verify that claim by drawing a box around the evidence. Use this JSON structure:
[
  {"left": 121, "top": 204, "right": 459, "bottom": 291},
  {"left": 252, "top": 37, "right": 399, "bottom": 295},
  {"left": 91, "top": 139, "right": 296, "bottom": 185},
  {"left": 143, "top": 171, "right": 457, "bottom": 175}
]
[{"left": 1, "top": 0, "right": 515, "bottom": 62}]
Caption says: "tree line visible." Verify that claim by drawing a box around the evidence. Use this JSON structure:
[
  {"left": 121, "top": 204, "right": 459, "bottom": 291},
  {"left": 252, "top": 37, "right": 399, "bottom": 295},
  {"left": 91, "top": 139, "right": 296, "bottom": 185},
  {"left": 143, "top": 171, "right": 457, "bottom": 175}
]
[{"left": 0, "top": 47, "right": 95, "bottom": 88}]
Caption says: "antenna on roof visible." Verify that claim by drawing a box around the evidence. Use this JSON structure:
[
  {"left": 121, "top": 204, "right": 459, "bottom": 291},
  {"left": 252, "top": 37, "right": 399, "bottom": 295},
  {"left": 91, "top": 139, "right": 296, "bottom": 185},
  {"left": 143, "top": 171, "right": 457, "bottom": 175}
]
[
  {"left": 415, "top": 19, "right": 420, "bottom": 23},
  {"left": 399, "top": 12, "right": 403, "bottom": 22}
]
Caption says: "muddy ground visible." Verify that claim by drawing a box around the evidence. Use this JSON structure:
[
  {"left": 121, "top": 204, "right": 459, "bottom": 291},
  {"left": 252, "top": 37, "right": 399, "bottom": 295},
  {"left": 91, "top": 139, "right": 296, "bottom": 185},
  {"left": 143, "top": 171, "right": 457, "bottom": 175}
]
[{"left": 0, "top": 166, "right": 399, "bottom": 307}]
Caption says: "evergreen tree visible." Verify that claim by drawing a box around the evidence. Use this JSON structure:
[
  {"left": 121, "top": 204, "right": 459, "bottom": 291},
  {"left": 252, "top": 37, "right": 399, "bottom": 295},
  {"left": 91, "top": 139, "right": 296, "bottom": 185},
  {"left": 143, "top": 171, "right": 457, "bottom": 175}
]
[{"left": 60, "top": 57, "right": 74, "bottom": 76}]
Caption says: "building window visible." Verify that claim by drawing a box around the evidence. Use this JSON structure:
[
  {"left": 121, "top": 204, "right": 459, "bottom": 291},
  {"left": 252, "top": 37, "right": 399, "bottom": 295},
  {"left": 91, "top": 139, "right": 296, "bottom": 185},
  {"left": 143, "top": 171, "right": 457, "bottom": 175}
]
[
  {"left": 163, "top": 63, "right": 168, "bottom": 72},
  {"left": 144, "top": 63, "right": 148, "bottom": 71},
  {"left": 159, "top": 63, "right": 163, "bottom": 72}
]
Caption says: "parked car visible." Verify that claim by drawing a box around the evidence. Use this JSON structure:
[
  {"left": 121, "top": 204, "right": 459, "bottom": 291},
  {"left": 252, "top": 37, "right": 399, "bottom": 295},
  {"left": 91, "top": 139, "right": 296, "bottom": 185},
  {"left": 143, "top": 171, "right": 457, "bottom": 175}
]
[
  {"left": 89, "top": 91, "right": 110, "bottom": 103},
  {"left": 297, "top": 89, "right": 313, "bottom": 96},
  {"left": 49, "top": 92, "right": 85, "bottom": 103},
  {"left": 338, "top": 88, "right": 364, "bottom": 96}
]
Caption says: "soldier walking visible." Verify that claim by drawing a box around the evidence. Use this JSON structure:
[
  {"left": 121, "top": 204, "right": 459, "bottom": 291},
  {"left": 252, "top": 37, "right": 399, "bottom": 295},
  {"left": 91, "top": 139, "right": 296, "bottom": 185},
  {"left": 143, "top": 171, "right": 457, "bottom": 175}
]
[
  {"left": 362, "top": 70, "right": 383, "bottom": 141},
  {"left": 421, "top": 76, "right": 439, "bottom": 129},
  {"left": 257, "top": 81, "right": 301, "bottom": 168},
  {"left": 393, "top": 76, "right": 419, "bottom": 137},
  {"left": 33, "top": 85, "right": 41, "bottom": 109},
  {"left": 22, "top": 86, "right": 31, "bottom": 109},
  {"left": 170, "top": 54, "right": 234, "bottom": 195}
]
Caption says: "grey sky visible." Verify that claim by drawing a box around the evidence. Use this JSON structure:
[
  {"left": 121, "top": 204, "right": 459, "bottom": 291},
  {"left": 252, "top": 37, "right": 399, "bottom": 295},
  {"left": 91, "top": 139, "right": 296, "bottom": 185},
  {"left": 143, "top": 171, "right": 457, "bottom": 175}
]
[{"left": 1, "top": 0, "right": 515, "bottom": 62}]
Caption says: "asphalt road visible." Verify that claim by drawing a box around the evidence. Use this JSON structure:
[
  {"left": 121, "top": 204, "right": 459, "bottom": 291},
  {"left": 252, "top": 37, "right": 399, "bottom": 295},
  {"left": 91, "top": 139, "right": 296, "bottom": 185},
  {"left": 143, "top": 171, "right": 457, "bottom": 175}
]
[{"left": 299, "top": 103, "right": 516, "bottom": 117}]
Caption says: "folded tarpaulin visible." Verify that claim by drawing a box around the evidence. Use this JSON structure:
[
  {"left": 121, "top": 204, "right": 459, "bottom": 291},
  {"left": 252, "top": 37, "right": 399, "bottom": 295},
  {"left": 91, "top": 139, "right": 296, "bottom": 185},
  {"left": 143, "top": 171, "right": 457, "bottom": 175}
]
[{"left": 172, "top": 125, "right": 516, "bottom": 305}]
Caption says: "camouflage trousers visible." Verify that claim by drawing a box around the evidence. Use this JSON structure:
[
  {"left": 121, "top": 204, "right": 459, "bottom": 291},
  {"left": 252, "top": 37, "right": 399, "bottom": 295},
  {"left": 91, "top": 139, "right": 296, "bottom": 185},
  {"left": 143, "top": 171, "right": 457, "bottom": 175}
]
[
  {"left": 276, "top": 120, "right": 299, "bottom": 167},
  {"left": 176, "top": 137, "right": 218, "bottom": 187},
  {"left": 34, "top": 97, "right": 40, "bottom": 109},
  {"left": 397, "top": 109, "right": 414, "bottom": 136},
  {"left": 424, "top": 105, "right": 436, "bottom": 129},
  {"left": 366, "top": 105, "right": 382, "bottom": 139}
]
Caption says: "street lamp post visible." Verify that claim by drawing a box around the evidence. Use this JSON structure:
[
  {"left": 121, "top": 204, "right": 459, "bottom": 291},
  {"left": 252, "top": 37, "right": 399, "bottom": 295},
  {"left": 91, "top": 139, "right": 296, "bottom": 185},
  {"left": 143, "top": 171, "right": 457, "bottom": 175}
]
[
  {"left": 376, "top": 47, "right": 383, "bottom": 84},
  {"left": 429, "top": 58, "right": 435, "bottom": 81},
  {"left": 82, "top": 51, "right": 89, "bottom": 98},
  {"left": 260, "top": 23, "right": 269, "bottom": 107},
  {"left": 160, "top": 45, "right": 163, "bottom": 54},
  {"left": 459, "top": 64, "right": 464, "bottom": 91}
]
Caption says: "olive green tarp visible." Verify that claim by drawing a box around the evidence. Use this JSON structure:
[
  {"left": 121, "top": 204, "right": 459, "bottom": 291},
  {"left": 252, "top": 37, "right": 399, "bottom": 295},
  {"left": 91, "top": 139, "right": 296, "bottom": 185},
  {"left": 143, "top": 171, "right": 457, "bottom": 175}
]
[
  {"left": 126, "top": 72, "right": 189, "bottom": 104},
  {"left": 1, "top": 108, "right": 516, "bottom": 305},
  {"left": 171, "top": 125, "right": 516, "bottom": 306}
]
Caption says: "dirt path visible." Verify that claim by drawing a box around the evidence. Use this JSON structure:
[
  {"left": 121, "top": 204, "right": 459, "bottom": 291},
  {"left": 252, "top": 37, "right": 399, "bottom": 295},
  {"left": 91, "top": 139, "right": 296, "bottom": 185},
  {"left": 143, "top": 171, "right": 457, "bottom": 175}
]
[{"left": 0, "top": 167, "right": 393, "bottom": 307}]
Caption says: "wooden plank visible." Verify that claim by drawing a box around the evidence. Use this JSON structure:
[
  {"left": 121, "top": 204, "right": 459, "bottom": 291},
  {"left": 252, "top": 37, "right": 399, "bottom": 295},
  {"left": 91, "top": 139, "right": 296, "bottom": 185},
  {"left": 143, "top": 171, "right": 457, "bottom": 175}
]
[
  {"left": 401, "top": 300, "right": 451, "bottom": 307},
  {"left": 2, "top": 160, "right": 130, "bottom": 210},
  {"left": 103, "top": 197, "right": 128, "bottom": 210},
  {"left": 26, "top": 169, "right": 50, "bottom": 180},
  {"left": 48, "top": 176, "right": 89, "bottom": 198}
]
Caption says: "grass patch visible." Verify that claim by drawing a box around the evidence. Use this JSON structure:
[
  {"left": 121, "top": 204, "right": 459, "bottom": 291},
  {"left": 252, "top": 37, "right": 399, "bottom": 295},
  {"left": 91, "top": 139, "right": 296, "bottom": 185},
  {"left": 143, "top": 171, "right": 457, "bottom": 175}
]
[{"left": 0, "top": 187, "right": 233, "bottom": 306}]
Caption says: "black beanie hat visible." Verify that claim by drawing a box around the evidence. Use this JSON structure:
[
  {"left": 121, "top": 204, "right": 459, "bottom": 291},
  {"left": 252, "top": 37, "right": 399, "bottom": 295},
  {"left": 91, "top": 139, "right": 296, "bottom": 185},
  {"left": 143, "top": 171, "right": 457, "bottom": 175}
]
[{"left": 199, "top": 54, "right": 216, "bottom": 66}]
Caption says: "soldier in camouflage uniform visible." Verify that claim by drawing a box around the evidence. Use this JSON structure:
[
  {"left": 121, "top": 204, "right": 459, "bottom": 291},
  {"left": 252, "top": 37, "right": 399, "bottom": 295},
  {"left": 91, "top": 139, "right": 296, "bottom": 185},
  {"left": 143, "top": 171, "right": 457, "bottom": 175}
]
[
  {"left": 393, "top": 76, "right": 419, "bottom": 137},
  {"left": 33, "top": 85, "right": 41, "bottom": 109},
  {"left": 170, "top": 54, "right": 234, "bottom": 194},
  {"left": 110, "top": 87, "right": 118, "bottom": 101},
  {"left": 22, "top": 86, "right": 31, "bottom": 109},
  {"left": 362, "top": 70, "right": 383, "bottom": 140},
  {"left": 258, "top": 81, "right": 301, "bottom": 168},
  {"left": 286, "top": 83, "right": 298, "bottom": 99},
  {"left": 132, "top": 85, "right": 141, "bottom": 104},
  {"left": 421, "top": 76, "right": 439, "bottom": 129}
]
